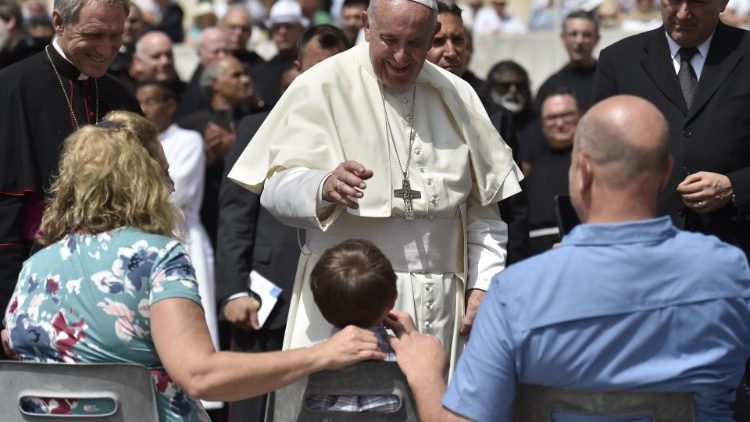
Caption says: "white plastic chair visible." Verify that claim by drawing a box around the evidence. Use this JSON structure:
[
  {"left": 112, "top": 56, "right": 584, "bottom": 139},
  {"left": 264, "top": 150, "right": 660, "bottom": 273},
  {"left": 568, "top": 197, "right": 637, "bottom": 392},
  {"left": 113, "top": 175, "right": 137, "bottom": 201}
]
[{"left": 0, "top": 361, "right": 159, "bottom": 421}]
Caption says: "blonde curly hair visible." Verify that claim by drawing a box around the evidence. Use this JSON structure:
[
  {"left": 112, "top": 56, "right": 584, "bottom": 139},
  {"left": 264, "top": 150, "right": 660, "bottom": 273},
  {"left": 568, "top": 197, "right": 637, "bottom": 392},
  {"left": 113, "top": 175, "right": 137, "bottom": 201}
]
[{"left": 38, "top": 111, "right": 180, "bottom": 245}]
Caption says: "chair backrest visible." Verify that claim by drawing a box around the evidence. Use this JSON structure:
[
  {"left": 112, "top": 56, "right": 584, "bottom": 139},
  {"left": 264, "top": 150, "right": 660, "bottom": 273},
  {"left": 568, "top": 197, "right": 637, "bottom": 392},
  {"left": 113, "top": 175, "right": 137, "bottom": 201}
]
[
  {"left": 0, "top": 361, "right": 159, "bottom": 422},
  {"left": 512, "top": 384, "right": 696, "bottom": 422},
  {"left": 269, "top": 361, "right": 418, "bottom": 422}
]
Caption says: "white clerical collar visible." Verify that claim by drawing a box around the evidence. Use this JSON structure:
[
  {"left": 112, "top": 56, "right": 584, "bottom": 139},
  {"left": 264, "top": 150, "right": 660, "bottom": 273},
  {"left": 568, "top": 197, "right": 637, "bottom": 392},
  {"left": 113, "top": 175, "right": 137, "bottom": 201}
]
[
  {"left": 52, "top": 38, "right": 90, "bottom": 80},
  {"left": 664, "top": 31, "right": 713, "bottom": 80}
]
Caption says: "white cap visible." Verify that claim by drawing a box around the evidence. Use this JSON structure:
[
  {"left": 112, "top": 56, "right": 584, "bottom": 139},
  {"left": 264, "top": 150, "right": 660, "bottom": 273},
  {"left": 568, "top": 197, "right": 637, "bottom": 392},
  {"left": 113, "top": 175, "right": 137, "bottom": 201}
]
[{"left": 265, "top": 0, "right": 310, "bottom": 28}]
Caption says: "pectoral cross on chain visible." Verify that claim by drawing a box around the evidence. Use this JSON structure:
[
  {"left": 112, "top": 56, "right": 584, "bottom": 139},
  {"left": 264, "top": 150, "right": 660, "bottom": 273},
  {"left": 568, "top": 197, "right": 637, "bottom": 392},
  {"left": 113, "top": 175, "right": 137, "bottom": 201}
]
[{"left": 394, "top": 178, "right": 421, "bottom": 220}]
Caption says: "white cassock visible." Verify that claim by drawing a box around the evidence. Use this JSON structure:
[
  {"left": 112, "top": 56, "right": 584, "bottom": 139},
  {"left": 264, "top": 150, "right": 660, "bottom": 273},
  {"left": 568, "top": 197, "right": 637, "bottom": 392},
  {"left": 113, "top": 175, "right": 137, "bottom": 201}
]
[{"left": 228, "top": 43, "right": 522, "bottom": 375}]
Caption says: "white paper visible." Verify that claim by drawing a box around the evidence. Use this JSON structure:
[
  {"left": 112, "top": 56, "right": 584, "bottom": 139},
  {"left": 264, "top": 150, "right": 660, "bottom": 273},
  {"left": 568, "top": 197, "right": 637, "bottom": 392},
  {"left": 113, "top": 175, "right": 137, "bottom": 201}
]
[{"left": 248, "top": 270, "right": 283, "bottom": 327}]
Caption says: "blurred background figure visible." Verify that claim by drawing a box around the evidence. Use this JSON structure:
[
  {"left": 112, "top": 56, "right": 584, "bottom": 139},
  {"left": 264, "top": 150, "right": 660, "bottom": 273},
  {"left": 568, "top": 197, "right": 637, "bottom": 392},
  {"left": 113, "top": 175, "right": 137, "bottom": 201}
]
[
  {"left": 300, "top": 0, "right": 333, "bottom": 24},
  {"left": 214, "top": 0, "right": 268, "bottom": 25},
  {"left": 535, "top": 10, "right": 599, "bottom": 112},
  {"left": 473, "top": 0, "right": 528, "bottom": 36},
  {"left": 178, "top": 26, "right": 231, "bottom": 119},
  {"left": 486, "top": 60, "right": 543, "bottom": 175},
  {"left": 20, "top": 0, "right": 48, "bottom": 20},
  {"left": 24, "top": 14, "right": 53, "bottom": 41},
  {"left": 0, "top": 0, "right": 45, "bottom": 70},
  {"left": 130, "top": 30, "right": 186, "bottom": 101},
  {"left": 220, "top": 4, "right": 266, "bottom": 73},
  {"left": 722, "top": 0, "right": 750, "bottom": 28},
  {"left": 459, "top": 0, "right": 484, "bottom": 30},
  {"left": 254, "top": 0, "right": 308, "bottom": 106},
  {"left": 620, "top": 0, "right": 662, "bottom": 31},
  {"left": 108, "top": 3, "right": 147, "bottom": 82},
  {"left": 134, "top": 0, "right": 185, "bottom": 43},
  {"left": 338, "top": 0, "right": 368, "bottom": 44},
  {"left": 188, "top": 1, "right": 219, "bottom": 45}
]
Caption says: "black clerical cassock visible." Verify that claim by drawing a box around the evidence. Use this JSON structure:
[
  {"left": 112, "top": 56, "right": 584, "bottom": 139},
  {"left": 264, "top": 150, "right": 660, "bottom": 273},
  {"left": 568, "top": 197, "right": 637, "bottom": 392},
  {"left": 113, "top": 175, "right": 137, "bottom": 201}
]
[{"left": 0, "top": 45, "right": 141, "bottom": 336}]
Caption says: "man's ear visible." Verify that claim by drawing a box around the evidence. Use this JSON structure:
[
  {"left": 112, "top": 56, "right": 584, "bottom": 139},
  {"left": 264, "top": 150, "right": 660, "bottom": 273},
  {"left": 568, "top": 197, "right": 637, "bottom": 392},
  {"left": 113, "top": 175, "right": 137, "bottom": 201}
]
[
  {"left": 3, "top": 15, "right": 16, "bottom": 32},
  {"left": 294, "top": 59, "right": 301, "bottom": 72},
  {"left": 362, "top": 11, "right": 371, "bottom": 42},
  {"left": 578, "top": 151, "right": 593, "bottom": 190},
  {"left": 52, "top": 11, "right": 64, "bottom": 35}
]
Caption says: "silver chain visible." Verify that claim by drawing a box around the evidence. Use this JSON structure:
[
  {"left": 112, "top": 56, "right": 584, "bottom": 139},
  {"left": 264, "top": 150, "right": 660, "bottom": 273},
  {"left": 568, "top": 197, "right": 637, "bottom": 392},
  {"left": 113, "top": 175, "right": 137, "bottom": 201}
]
[
  {"left": 379, "top": 82, "right": 417, "bottom": 178},
  {"left": 45, "top": 45, "right": 99, "bottom": 130}
]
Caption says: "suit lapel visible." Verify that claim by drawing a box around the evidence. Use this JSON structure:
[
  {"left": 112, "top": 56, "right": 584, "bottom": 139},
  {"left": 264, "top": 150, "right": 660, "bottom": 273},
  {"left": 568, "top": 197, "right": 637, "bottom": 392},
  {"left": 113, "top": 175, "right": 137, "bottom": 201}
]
[
  {"left": 640, "top": 28, "right": 689, "bottom": 115},
  {"left": 688, "top": 22, "right": 742, "bottom": 121}
]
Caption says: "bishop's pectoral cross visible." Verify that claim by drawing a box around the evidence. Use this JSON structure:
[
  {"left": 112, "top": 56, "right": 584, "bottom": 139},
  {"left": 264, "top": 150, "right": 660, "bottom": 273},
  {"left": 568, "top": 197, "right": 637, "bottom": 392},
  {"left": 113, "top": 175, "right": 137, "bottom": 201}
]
[{"left": 394, "top": 178, "right": 421, "bottom": 220}]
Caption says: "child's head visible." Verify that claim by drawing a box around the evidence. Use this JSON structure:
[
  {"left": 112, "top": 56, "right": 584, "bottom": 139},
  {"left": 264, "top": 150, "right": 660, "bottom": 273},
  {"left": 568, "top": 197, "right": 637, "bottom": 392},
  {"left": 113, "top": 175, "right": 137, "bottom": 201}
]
[{"left": 310, "top": 239, "right": 397, "bottom": 328}]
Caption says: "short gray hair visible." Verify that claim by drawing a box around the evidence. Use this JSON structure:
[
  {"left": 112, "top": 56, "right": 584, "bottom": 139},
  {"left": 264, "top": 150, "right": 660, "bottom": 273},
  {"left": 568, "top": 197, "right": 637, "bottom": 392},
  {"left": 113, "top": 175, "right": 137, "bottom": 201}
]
[
  {"left": 54, "top": 0, "right": 130, "bottom": 25},
  {"left": 200, "top": 59, "right": 229, "bottom": 91}
]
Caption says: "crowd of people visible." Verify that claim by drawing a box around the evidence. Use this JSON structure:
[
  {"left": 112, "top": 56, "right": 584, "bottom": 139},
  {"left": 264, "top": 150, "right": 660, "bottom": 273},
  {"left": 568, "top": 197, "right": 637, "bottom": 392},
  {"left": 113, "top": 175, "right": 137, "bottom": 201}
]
[{"left": 1, "top": 0, "right": 750, "bottom": 421}]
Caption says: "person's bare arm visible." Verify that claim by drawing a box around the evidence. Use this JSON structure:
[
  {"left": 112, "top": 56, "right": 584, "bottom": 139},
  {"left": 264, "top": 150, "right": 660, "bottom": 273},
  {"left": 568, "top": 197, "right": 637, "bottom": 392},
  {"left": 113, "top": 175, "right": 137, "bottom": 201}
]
[{"left": 151, "top": 297, "right": 385, "bottom": 401}]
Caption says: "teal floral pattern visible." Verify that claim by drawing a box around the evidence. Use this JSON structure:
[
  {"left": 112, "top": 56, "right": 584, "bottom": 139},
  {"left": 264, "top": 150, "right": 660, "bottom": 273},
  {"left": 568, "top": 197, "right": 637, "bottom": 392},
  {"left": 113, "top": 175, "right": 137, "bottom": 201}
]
[{"left": 4, "top": 227, "right": 211, "bottom": 422}]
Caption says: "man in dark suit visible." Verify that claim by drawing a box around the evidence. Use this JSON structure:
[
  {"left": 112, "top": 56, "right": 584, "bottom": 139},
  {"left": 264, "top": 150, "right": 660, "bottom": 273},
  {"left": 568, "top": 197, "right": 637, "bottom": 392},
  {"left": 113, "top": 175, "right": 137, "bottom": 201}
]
[
  {"left": 592, "top": 0, "right": 750, "bottom": 258},
  {"left": 215, "top": 24, "right": 349, "bottom": 422}
]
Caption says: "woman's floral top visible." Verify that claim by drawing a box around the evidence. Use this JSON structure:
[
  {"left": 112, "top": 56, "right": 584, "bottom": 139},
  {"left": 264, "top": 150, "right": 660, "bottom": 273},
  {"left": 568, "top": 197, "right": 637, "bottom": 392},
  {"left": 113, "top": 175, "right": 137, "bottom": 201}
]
[{"left": 3, "top": 227, "right": 210, "bottom": 421}]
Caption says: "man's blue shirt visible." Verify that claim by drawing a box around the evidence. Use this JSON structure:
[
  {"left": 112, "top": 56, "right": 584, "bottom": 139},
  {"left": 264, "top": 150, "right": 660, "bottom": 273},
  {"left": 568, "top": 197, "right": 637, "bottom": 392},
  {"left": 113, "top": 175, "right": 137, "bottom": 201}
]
[{"left": 444, "top": 217, "right": 750, "bottom": 421}]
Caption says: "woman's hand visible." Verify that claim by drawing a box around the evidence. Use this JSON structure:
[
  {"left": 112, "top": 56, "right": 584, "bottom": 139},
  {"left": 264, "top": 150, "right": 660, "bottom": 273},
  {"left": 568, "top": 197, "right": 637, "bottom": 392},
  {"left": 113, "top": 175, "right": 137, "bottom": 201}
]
[{"left": 313, "top": 325, "right": 385, "bottom": 370}]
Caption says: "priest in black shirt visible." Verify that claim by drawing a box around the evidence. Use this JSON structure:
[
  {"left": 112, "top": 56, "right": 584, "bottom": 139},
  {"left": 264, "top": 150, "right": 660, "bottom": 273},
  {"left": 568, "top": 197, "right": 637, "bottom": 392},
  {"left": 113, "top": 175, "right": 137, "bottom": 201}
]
[
  {"left": 0, "top": 0, "right": 141, "bottom": 348},
  {"left": 526, "top": 89, "right": 582, "bottom": 254},
  {"left": 535, "top": 10, "right": 599, "bottom": 112}
]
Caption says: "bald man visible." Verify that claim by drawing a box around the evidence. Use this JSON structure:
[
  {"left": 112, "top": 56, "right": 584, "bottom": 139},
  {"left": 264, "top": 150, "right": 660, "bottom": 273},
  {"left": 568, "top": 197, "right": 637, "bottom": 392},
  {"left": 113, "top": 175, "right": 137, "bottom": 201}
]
[
  {"left": 129, "top": 30, "right": 185, "bottom": 99},
  {"left": 391, "top": 95, "right": 750, "bottom": 422}
]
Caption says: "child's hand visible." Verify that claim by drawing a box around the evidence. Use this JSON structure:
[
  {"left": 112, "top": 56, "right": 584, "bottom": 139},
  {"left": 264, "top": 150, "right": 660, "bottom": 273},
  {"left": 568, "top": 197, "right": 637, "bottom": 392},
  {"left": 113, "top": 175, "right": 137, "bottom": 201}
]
[{"left": 384, "top": 310, "right": 417, "bottom": 335}]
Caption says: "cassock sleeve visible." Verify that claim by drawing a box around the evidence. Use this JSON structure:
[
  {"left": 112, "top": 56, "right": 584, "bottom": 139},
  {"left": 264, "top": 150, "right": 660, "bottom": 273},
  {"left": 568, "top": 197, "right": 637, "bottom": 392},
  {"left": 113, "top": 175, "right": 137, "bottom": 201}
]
[
  {"left": 466, "top": 188, "right": 508, "bottom": 292},
  {"left": 260, "top": 168, "right": 343, "bottom": 231},
  {"left": 166, "top": 130, "right": 205, "bottom": 209}
]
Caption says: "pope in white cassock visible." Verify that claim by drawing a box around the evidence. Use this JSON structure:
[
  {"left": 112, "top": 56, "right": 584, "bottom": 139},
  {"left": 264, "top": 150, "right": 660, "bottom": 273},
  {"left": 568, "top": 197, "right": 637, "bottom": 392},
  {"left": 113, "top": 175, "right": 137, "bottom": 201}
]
[{"left": 228, "top": 0, "right": 522, "bottom": 372}]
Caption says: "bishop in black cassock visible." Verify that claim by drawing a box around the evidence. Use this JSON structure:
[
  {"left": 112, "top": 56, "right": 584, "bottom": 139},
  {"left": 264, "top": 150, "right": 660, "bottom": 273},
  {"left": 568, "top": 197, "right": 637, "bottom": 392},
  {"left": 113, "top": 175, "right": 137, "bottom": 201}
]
[{"left": 0, "top": 40, "right": 140, "bottom": 341}]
